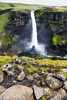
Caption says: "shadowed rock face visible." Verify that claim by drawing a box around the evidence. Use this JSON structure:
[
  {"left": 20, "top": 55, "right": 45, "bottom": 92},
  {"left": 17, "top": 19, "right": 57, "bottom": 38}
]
[
  {"left": 0, "top": 9, "right": 67, "bottom": 56},
  {"left": 35, "top": 10, "right": 67, "bottom": 56}
]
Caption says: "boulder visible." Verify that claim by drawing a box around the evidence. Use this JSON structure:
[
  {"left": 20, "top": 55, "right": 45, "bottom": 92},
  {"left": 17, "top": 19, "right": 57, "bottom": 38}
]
[
  {"left": 17, "top": 65, "right": 24, "bottom": 72},
  {"left": 33, "top": 85, "right": 43, "bottom": 99},
  {"left": 53, "top": 73, "right": 66, "bottom": 81},
  {"left": 17, "top": 71, "right": 25, "bottom": 81},
  {"left": 26, "top": 74, "right": 34, "bottom": 81},
  {"left": 0, "top": 71, "right": 4, "bottom": 83},
  {"left": 1, "top": 64, "right": 12, "bottom": 71},
  {"left": 0, "top": 86, "right": 6, "bottom": 95},
  {"left": 43, "top": 87, "right": 50, "bottom": 95},
  {"left": 0, "top": 85, "right": 33, "bottom": 100},
  {"left": 63, "top": 81, "right": 67, "bottom": 90},
  {"left": 46, "top": 76, "right": 62, "bottom": 90},
  {"left": 49, "top": 93, "right": 67, "bottom": 100},
  {"left": 62, "top": 69, "right": 67, "bottom": 73},
  {"left": 58, "top": 88, "right": 66, "bottom": 95},
  {"left": 1, "top": 64, "right": 14, "bottom": 76},
  {"left": 13, "top": 59, "right": 22, "bottom": 64},
  {"left": 33, "top": 73, "right": 40, "bottom": 79}
]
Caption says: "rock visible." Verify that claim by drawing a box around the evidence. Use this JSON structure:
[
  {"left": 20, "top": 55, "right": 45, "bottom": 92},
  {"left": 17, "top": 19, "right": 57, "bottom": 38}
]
[
  {"left": 49, "top": 93, "right": 67, "bottom": 100},
  {"left": 7, "top": 70, "right": 14, "bottom": 76},
  {"left": 1, "top": 63, "right": 12, "bottom": 72},
  {"left": 32, "top": 63, "right": 38, "bottom": 66},
  {"left": 33, "top": 85, "right": 43, "bottom": 99},
  {"left": 26, "top": 74, "right": 34, "bottom": 81},
  {"left": 0, "top": 85, "right": 33, "bottom": 100},
  {"left": 0, "top": 86, "right": 6, "bottom": 95},
  {"left": 37, "top": 81, "right": 41, "bottom": 86},
  {"left": 13, "top": 59, "right": 22, "bottom": 64},
  {"left": 1, "top": 63, "right": 14, "bottom": 76},
  {"left": 43, "top": 87, "right": 50, "bottom": 95},
  {"left": 33, "top": 73, "right": 40, "bottom": 79},
  {"left": 13, "top": 80, "right": 16, "bottom": 83},
  {"left": 17, "top": 71, "right": 25, "bottom": 81},
  {"left": 53, "top": 73, "right": 66, "bottom": 81},
  {"left": 46, "top": 76, "right": 62, "bottom": 90},
  {"left": 63, "top": 81, "right": 67, "bottom": 90},
  {"left": 62, "top": 69, "right": 67, "bottom": 73},
  {"left": 17, "top": 65, "right": 24, "bottom": 72},
  {"left": 0, "top": 71, "right": 4, "bottom": 83},
  {"left": 58, "top": 88, "right": 66, "bottom": 95}
]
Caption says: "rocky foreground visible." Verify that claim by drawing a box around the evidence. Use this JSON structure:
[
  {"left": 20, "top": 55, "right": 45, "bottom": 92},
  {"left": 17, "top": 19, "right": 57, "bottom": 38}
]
[{"left": 0, "top": 57, "right": 67, "bottom": 100}]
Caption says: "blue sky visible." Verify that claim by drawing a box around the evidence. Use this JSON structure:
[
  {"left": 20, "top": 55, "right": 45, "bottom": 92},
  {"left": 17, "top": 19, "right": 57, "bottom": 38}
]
[{"left": 0, "top": 0, "right": 67, "bottom": 6}]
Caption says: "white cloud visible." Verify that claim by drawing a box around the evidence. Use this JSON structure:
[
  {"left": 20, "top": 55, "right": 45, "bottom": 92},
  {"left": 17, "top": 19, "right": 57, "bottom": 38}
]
[{"left": 0, "top": 0, "right": 67, "bottom": 6}]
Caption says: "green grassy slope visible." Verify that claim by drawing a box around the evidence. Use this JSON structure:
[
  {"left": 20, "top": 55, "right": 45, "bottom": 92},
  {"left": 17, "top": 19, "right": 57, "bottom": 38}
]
[
  {"left": 0, "top": 12, "right": 9, "bottom": 33},
  {"left": 0, "top": 2, "right": 67, "bottom": 12},
  {"left": 0, "top": 3, "right": 44, "bottom": 11}
]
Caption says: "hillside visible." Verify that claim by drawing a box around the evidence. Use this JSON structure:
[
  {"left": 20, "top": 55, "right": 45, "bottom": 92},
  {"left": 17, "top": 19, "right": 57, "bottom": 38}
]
[{"left": 0, "top": 2, "right": 67, "bottom": 12}]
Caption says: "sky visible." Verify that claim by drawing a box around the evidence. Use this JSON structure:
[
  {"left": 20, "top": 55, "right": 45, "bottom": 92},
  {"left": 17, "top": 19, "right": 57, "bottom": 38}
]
[{"left": 0, "top": 0, "right": 67, "bottom": 6}]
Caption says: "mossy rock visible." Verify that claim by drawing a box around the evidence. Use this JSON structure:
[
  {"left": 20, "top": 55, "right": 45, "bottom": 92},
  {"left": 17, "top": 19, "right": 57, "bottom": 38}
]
[
  {"left": 41, "top": 96, "right": 47, "bottom": 100},
  {"left": 60, "top": 71, "right": 67, "bottom": 79}
]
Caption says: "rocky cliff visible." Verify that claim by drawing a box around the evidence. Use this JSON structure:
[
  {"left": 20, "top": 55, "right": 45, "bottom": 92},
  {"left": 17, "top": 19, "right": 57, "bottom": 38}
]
[{"left": 35, "top": 9, "right": 67, "bottom": 56}]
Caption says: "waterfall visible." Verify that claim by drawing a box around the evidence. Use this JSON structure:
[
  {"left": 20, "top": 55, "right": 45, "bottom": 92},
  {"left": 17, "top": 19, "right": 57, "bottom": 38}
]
[
  {"left": 31, "top": 10, "right": 38, "bottom": 47},
  {"left": 30, "top": 11, "right": 45, "bottom": 55}
]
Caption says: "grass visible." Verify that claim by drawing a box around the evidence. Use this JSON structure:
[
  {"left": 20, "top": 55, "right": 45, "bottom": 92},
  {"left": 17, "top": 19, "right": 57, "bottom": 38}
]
[
  {"left": 0, "top": 12, "right": 9, "bottom": 33},
  {"left": 0, "top": 2, "right": 44, "bottom": 11},
  {"left": 0, "top": 56, "right": 67, "bottom": 68},
  {"left": 23, "top": 63, "right": 38, "bottom": 73},
  {"left": 0, "top": 56, "right": 14, "bottom": 67},
  {"left": 0, "top": 2, "right": 67, "bottom": 12},
  {"left": 31, "top": 59, "right": 67, "bottom": 67}
]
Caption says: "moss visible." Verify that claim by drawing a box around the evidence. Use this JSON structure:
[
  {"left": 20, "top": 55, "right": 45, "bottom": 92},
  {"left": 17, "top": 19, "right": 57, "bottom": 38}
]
[
  {"left": 48, "top": 88, "right": 53, "bottom": 95},
  {"left": 41, "top": 96, "right": 47, "bottom": 100},
  {"left": 52, "top": 35, "right": 59, "bottom": 46},
  {"left": 12, "top": 34, "right": 18, "bottom": 41},
  {"left": 40, "top": 67, "right": 46, "bottom": 72},
  {"left": 0, "top": 56, "right": 67, "bottom": 69},
  {"left": 48, "top": 21, "right": 62, "bottom": 25},
  {"left": 20, "top": 56, "right": 32, "bottom": 61},
  {"left": 57, "top": 29, "right": 63, "bottom": 34},
  {"left": 27, "top": 65, "right": 38, "bottom": 73},
  {"left": 35, "top": 55, "right": 45, "bottom": 59},
  {"left": 0, "top": 12, "right": 9, "bottom": 33},
  {"left": 0, "top": 56, "right": 13, "bottom": 67},
  {"left": 44, "top": 87, "right": 53, "bottom": 96},
  {"left": 60, "top": 71, "right": 67, "bottom": 79},
  {"left": 31, "top": 59, "right": 67, "bottom": 68},
  {"left": 23, "top": 63, "right": 38, "bottom": 73},
  {"left": 52, "top": 34, "right": 67, "bottom": 46},
  {"left": 2, "top": 35, "right": 11, "bottom": 46},
  {"left": 37, "top": 9, "right": 46, "bottom": 17}
]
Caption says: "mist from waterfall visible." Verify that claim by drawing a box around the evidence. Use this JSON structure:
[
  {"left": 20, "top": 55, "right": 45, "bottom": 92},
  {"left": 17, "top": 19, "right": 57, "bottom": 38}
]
[{"left": 30, "top": 11, "right": 45, "bottom": 55}]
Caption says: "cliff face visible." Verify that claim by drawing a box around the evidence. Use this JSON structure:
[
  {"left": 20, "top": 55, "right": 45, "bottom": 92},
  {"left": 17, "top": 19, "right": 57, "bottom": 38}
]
[
  {"left": 0, "top": 8, "right": 67, "bottom": 56},
  {"left": 0, "top": 10, "right": 32, "bottom": 55},
  {"left": 35, "top": 10, "right": 67, "bottom": 56}
]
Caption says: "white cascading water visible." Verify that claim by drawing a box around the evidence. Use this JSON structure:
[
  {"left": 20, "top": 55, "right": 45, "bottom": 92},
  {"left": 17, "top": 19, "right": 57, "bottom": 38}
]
[
  {"left": 30, "top": 10, "right": 45, "bottom": 55},
  {"left": 31, "top": 10, "right": 38, "bottom": 47}
]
